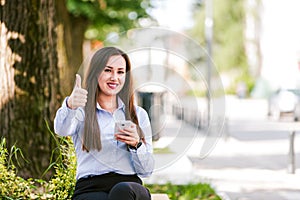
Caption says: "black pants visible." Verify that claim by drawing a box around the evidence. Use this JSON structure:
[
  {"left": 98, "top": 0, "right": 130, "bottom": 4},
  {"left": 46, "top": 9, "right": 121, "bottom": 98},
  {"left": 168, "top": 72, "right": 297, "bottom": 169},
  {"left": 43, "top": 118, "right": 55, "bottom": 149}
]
[{"left": 72, "top": 172, "right": 151, "bottom": 200}]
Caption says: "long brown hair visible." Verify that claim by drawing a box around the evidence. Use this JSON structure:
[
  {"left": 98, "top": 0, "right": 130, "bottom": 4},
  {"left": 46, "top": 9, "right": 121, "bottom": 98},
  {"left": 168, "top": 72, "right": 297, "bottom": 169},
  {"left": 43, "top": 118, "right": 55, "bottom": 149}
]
[{"left": 82, "top": 47, "right": 144, "bottom": 152}]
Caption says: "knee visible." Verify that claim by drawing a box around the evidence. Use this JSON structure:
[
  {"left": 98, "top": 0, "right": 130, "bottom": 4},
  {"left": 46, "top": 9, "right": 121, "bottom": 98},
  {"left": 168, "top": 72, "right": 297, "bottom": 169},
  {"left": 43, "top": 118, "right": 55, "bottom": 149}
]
[
  {"left": 110, "top": 182, "right": 133, "bottom": 196},
  {"left": 109, "top": 182, "right": 135, "bottom": 200}
]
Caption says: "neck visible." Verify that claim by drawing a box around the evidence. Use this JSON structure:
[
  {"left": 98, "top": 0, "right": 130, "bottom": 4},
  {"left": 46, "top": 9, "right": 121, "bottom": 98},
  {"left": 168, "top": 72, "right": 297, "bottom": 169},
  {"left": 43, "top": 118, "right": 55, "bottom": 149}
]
[{"left": 98, "top": 94, "right": 117, "bottom": 113}]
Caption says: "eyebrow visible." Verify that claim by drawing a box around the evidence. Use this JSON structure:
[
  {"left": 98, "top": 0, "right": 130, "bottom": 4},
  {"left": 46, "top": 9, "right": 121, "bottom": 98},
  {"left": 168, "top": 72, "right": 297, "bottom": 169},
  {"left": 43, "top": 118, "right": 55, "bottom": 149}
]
[{"left": 106, "top": 66, "right": 125, "bottom": 70}]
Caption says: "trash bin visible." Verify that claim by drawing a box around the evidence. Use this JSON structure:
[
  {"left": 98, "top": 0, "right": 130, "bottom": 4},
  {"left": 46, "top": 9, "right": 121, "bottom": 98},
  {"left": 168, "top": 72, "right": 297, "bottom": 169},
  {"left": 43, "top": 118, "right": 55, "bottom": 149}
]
[{"left": 137, "top": 86, "right": 166, "bottom": 141}]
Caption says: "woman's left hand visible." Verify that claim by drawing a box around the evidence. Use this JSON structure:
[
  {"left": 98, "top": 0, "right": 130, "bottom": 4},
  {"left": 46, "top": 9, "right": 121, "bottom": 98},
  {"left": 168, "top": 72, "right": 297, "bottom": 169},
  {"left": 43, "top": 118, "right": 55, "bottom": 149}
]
[{"left": 114, "top": 122, "right": 140, "bottom": 147}]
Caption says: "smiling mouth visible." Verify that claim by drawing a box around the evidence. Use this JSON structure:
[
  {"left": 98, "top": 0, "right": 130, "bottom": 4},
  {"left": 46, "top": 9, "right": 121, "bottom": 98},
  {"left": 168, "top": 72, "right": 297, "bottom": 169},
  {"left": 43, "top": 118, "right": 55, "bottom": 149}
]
[{"left": 107, "top": 83, "right": 118, "bottom": 89}]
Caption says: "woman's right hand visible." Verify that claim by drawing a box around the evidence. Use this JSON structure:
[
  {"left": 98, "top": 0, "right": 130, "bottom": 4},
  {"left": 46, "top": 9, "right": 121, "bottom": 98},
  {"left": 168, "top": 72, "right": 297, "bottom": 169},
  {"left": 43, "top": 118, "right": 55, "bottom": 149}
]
[{"left": 67, "top": 74, "right": 88, "bottom": 110}]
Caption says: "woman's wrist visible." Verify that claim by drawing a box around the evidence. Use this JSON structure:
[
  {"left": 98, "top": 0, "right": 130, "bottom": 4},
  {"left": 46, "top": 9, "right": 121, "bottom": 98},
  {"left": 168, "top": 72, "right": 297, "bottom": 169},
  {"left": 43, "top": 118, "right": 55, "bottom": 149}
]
[{"left": 129, "top": 139, "right": 142, "bottom": 150}]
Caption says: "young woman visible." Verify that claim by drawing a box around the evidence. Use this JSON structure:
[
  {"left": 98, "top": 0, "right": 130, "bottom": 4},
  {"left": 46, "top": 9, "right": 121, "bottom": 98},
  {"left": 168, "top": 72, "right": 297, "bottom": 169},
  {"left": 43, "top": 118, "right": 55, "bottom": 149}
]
[{"left": 54, "top": 47, "right": 154, "bottom": 200}]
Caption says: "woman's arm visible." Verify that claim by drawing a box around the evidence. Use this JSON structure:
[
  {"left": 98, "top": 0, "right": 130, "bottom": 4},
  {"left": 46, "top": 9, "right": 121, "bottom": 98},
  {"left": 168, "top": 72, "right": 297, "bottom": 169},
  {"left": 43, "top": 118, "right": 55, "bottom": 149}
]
[
  {"left": 129, "top": 107, "right": 155, "bottom": 177},
  {"left": 54, "top": 75, "right": 87, "bottom": 137},
  {"left": 54, "top": 97, "right": 84, "bottom": 137}
]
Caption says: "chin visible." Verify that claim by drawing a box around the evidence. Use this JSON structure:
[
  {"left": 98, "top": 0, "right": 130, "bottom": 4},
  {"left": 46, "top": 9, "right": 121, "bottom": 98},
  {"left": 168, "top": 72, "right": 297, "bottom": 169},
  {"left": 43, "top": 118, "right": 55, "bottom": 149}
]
[{"left": 105, "top": 90, "right": 119, "bottom": 96}]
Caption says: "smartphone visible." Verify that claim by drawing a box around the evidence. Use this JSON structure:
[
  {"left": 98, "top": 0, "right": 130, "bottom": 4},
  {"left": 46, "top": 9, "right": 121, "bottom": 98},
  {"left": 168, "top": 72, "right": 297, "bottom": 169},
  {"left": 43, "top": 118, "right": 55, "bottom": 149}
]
[{"left": 115, "top": 120, "right": 131, "bottom": 135}]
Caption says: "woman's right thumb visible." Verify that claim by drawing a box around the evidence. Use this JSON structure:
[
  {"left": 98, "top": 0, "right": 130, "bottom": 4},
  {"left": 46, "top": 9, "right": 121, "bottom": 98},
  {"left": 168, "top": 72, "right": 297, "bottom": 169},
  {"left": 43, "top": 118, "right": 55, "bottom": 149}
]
[{"left": 75, "top": 74, "right": 82, "bottom": 88}]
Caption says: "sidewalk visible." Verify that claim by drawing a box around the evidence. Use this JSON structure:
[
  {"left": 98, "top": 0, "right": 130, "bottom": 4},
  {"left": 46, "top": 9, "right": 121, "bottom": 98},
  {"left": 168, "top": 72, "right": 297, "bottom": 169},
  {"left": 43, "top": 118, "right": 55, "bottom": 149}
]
[
  {"left": 144, "top": 115, "right": 230, "bottom": 198},
  {"left": 143, "top": 97, "right": 300, "bottom": 200}
]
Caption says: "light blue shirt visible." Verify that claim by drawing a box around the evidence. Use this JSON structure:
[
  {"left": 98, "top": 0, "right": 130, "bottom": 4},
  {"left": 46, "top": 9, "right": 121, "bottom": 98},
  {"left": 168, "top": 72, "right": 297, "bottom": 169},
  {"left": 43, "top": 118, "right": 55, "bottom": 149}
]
[{"left": 54, "top": 97, "right": 154, "bottom": 180}]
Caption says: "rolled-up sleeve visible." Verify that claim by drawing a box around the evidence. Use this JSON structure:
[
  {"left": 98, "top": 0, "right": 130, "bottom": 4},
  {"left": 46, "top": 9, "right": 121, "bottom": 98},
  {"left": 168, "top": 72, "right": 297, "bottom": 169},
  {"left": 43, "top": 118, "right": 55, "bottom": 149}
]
[{"left": 130, "top": 107, "right": 155, "bottom": 177}]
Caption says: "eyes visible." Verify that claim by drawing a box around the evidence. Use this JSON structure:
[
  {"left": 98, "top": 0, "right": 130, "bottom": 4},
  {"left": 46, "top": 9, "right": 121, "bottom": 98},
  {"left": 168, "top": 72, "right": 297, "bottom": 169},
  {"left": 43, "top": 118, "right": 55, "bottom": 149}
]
[{"left": 104, "top": 67, "right": 125, "bottom": 74}]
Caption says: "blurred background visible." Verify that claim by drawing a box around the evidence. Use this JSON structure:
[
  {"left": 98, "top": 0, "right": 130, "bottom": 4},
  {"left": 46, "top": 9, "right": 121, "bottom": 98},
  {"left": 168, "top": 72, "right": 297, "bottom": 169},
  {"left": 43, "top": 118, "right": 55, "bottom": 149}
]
[{"left": 1, "top": 0, "right": 300, "bottom": 199}]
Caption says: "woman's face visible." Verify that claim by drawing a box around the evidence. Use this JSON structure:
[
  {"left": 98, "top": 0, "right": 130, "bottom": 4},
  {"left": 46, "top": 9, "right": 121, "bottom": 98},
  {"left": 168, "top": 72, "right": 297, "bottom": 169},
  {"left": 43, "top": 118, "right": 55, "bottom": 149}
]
[{"left": 98, "top": 55, "right": 127, "bottom": 97}]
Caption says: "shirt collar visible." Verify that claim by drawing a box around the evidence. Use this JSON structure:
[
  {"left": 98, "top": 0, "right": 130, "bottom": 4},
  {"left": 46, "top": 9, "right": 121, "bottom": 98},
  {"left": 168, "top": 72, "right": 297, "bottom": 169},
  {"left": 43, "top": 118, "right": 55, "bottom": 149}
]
[{"left": 96, "top": 96, "right": 125, "bottom": 112}]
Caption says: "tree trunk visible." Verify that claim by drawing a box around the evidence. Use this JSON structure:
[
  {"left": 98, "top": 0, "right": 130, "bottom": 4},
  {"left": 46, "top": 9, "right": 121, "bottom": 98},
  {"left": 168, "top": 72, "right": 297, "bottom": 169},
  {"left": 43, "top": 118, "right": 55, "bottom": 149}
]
[
  {"left": 55, "top": 0, "right": 87, "bottom": 97},
  {"left": 0, "top": 0, "right": 61, "bottom": 178}
]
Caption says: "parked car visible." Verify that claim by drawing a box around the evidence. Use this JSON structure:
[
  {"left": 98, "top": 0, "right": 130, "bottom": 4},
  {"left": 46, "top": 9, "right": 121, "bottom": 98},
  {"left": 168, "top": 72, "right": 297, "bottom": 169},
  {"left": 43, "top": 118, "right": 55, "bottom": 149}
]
[{"left": 268, "top": 88, "right": 300, "bottom": 120}]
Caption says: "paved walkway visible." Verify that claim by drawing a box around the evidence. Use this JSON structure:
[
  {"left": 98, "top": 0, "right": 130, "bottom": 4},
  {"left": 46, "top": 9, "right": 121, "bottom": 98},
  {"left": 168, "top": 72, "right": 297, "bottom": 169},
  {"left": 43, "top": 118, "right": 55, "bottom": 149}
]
[{"left": 143, "top": 97, "right": 300, "bottom": 200}]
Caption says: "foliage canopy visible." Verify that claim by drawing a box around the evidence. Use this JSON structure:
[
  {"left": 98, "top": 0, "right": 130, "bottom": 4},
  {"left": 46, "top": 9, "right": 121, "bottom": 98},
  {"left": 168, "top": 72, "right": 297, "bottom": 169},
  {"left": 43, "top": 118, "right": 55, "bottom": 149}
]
[
  {"left": 191, "top": 0, "right": 247, "bottom": 71},
  {"left": 190, "top": 0, "right": 254, "bottom": 94},
  {"left": 66, "top": 0, "right": 153, "bottom": 40}
]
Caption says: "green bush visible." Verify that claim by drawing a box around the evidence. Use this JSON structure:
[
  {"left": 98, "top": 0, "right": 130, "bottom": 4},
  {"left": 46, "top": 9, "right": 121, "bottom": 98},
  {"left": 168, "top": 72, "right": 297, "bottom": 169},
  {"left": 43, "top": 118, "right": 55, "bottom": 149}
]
[
  {"left": 146, "top": 182, "right": 221, "bottom": 200},
  {"left": 0, "top": 135, "right": 77, "bottom": 200},
  {"left": 0, "top": 138, "right": 34, "bottom": 199},
  {"left": 45, "top": 137, "right": 76, "bottom": 199}
]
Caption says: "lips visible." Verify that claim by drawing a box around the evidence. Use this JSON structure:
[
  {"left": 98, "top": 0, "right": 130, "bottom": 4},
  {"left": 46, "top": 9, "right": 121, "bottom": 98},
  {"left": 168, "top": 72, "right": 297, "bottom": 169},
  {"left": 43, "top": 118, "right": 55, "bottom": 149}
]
[{"left": 107, "top": 82, "right": 118, "bottom": 89}]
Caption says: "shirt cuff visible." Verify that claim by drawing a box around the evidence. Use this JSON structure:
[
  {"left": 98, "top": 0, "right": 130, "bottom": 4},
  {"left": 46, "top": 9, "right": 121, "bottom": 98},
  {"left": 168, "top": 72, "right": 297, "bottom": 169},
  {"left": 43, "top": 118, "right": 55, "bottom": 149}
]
[
  {"left": 129, "top": 142, "right": 147, "bottom": 153},
  {"left": 61, "top": 97, "right": 83, "bottom": 121}
]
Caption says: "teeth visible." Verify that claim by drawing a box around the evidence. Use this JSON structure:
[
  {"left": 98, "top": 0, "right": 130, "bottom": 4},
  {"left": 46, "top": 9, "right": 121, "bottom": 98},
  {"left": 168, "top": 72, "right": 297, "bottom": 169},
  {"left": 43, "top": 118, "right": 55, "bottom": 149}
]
[{"left": 108, "top": 83, "right": 117, "bottom": 89}]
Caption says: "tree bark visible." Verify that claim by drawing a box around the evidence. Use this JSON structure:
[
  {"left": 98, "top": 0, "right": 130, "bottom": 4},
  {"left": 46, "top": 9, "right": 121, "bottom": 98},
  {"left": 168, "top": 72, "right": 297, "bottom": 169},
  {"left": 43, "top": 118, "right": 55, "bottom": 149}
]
[
  {"left": 55, "top": 0, "right": 87, "bottom": 97},
  {"left": 0, "top": 0, "right": 61, "bottom": 178}
]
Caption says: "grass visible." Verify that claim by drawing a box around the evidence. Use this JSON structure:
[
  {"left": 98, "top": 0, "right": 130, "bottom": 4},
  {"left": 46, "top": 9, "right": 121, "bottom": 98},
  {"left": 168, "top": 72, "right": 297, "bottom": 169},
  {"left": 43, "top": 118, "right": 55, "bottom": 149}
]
[
  {"left": 153, "top": 147, "right": 174, "bottom": 154},
  {"left": 146, "top": 182, "right": 222, "bottom": 200}
]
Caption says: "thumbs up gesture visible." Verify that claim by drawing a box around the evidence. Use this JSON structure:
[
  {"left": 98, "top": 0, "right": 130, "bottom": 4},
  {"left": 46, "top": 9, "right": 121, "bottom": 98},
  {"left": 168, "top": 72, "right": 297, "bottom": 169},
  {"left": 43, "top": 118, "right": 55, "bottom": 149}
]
[{"left": 67, "top": 74, "right": 88, "bottom": 110}]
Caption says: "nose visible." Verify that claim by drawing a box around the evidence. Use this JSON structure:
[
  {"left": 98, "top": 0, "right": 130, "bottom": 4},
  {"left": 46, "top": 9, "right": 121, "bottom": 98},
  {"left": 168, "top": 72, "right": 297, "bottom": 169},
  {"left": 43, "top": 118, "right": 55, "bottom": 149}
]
[{"left": 110, "top": 71, "right": 117, "bottom": 80}]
